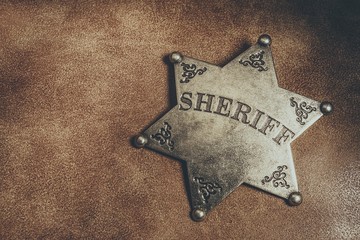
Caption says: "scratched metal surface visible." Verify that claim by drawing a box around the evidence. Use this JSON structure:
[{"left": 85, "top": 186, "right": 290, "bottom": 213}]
[{"left": 141, "top": 36, "right": 324, "bottom": 219}]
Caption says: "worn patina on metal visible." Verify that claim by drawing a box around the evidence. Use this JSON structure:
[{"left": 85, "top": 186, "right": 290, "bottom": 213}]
[{"left": 135, "top": 34, "right": 333, "bottom": 221}]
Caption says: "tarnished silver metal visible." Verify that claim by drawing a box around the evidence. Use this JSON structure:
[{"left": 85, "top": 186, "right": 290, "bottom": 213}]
[
  {"left": 169, "top": 52, "right": 183, "bottom": 63},
  {"left": 257, "top": 34, "right": 272, "bottom": 46},
  {"left": 191, "top": 208, "right": 206, "bottom": 222},
  {"left": 288, "top": 192, "right": 303, "bottom": 206},
  {"left": 137, "top": 34, "right": 330, "bottom": 221},
  {"left": 320, "top": 101, "right": 334, "bottom": 115},
  {"left": 134, "top": 135, "right": 148, "bottom": 148}
]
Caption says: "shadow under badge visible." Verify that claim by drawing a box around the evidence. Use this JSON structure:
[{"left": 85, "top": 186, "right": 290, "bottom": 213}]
[{"left": 134, "top": 34, "right": 333, "bottom": 222}]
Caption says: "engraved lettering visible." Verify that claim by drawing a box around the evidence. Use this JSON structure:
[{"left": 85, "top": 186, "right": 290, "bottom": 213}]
[
  {"left": 179, "top": 92, "right": 192, "bottom": 111},
  {"left": 231, "top": 101, "right": 251, "bottom": 124},
  {"left": 179, "top": 91, "right": 295, "bottom": 145},
  {"left": 258, "top": 116, "right": 280, "bottom": 135},
  {"left": 249, "top": 109, "right": 265, "bottom": 129},
  {"left": 214, "top": 96, "right": 233, "bottom": 117},
  {"left": 194, "top": 92, "right": 215, "bottom": 113},
  {"left": 273, "top": 126, "right": 295, "bottom": 145}
]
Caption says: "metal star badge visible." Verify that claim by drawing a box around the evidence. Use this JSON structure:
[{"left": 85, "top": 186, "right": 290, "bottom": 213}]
[{"left": 134, "top": 34, "right": 333, "bottom": 221}]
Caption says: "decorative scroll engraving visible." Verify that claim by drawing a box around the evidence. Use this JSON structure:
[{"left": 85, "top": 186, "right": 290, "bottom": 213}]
[
  {"left": 150, "top": 122, "right": 174, "bottom": 151},
  {"left": 262, "top": 165, "right": 290, "bottom": 189},
  {"left": 239, "top": 50, "right": 268, "bottom": 72},
  {"left": 180, "top": 63, "right": 207, "bottom": 83},
  {"left": 290, "top": 97, "right": 317, "bottom": 125},
  {"left": 194, "top": 177, "right": 222, "bottom": 203}
]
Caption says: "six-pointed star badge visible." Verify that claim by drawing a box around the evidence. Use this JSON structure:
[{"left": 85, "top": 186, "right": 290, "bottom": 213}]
[{"left": 135, "top": 34, "right": 333, "bottom": 221}]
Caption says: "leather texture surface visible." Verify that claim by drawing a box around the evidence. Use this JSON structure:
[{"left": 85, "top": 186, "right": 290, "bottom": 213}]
[{"left": 0, "top": 1, "right": 359, "bottom": 239}]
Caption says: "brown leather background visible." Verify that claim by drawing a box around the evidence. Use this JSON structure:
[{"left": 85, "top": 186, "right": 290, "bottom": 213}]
[{"left": 0, "top": 1, "right": 359, "bottom": 239}]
